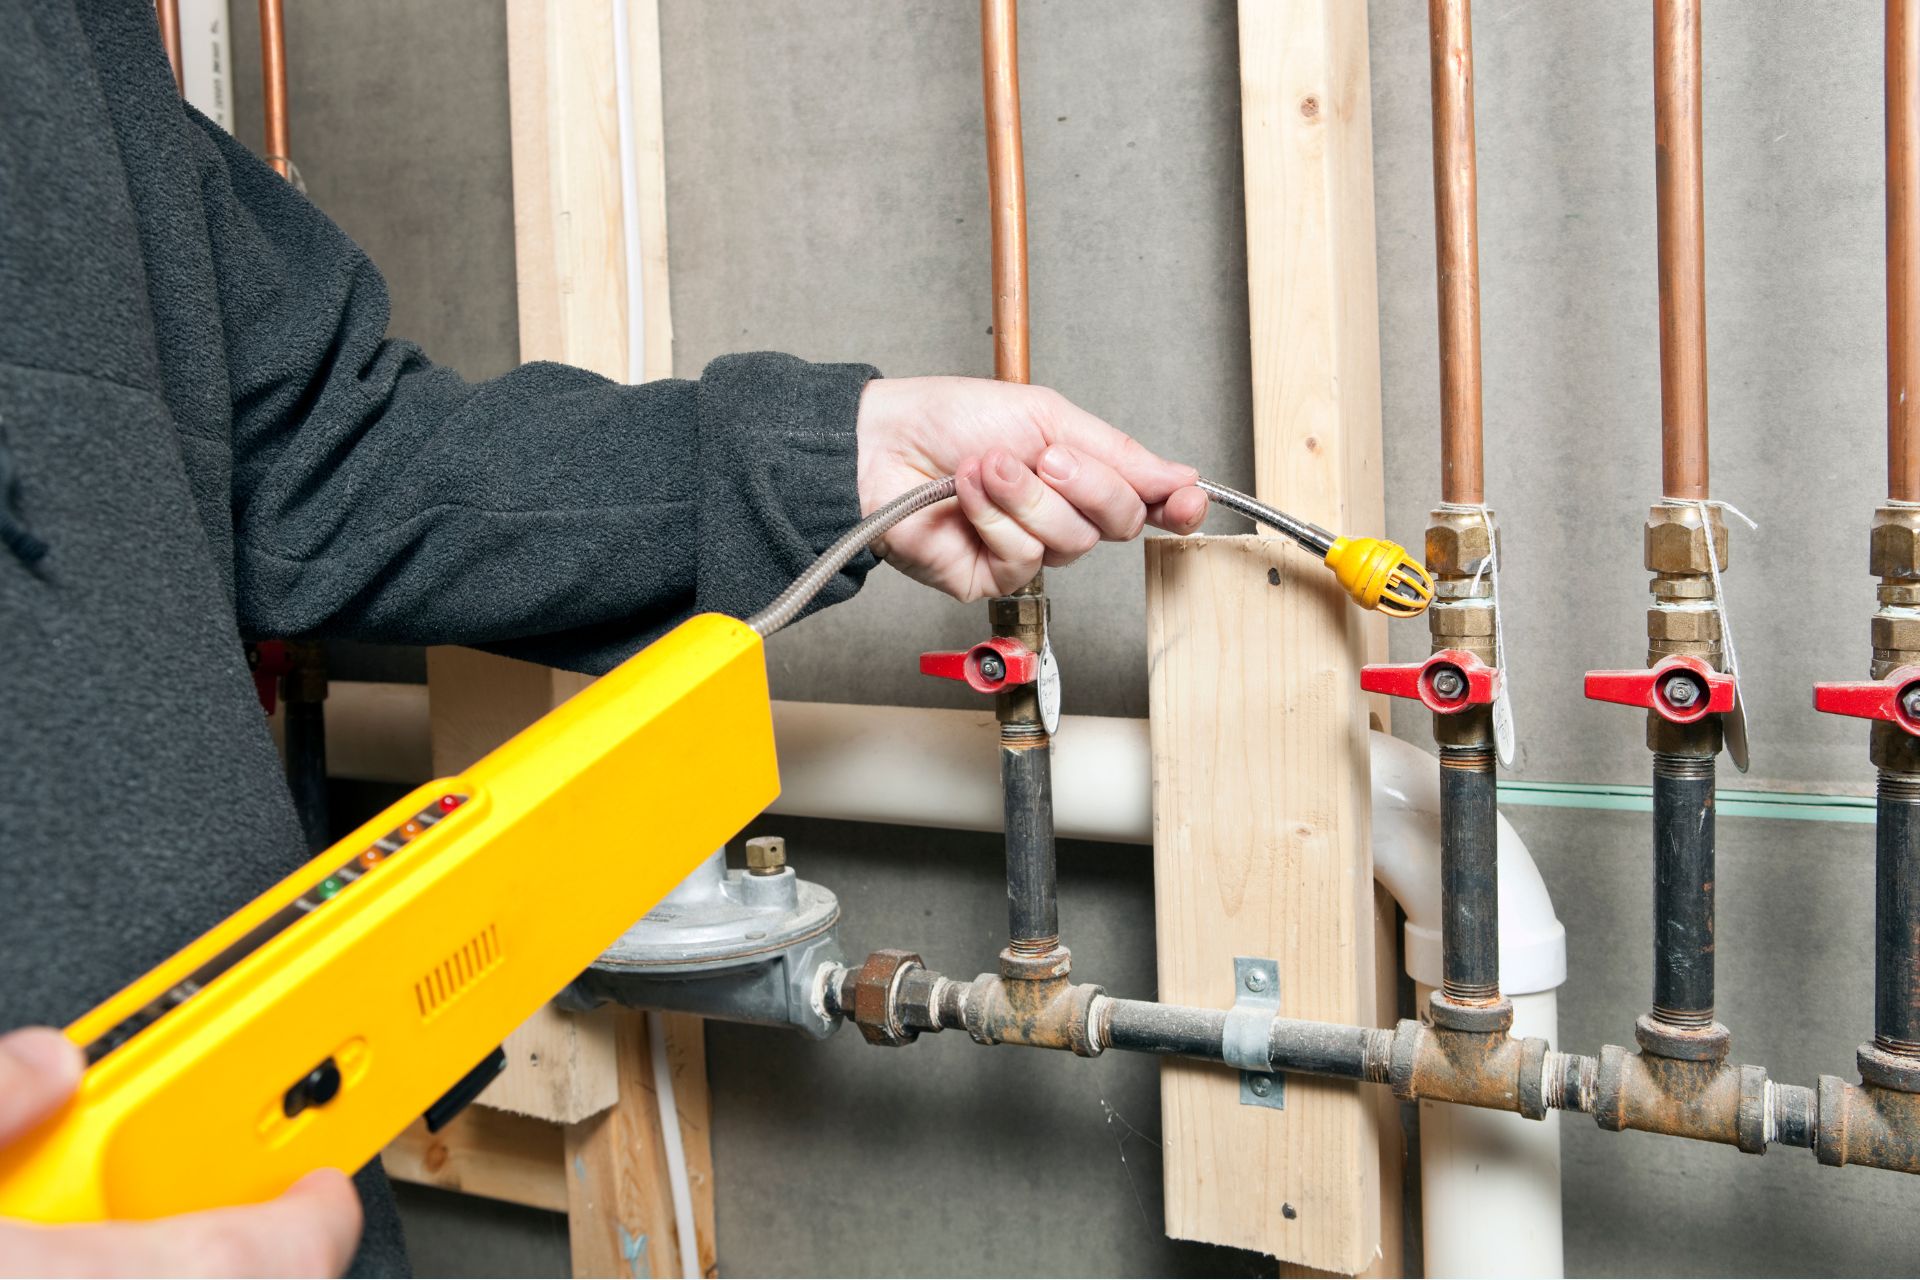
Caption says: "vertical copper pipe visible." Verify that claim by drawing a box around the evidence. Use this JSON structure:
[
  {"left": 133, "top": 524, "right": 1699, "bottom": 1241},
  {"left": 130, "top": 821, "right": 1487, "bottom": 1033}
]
[
  {"left": 156, "top": 0, "right": 184, "bottom": 93},
  {"left": 1429, "top": 0, "right": 1485, "bottom": 506},
  {"left": 980, "top": 0, "right": 1030, "bottom": 386},
  {"left": 1654, "top": 0, "right": 1709, "bottom": 501},
  {"left": 260, "top": 0, "right": 292, "bottom": 179},
  {"left": 1893, "top": 0, "right": 1920, "bottom": 501}
]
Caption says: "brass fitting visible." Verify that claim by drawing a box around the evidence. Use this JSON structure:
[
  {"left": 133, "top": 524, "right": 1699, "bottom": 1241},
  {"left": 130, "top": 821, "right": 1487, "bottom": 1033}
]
[
  {"left": 962, "top": 955, "right": 1104, "bottom": 1057},
  {"left": 744, "top": 835, "right": 786, "bottom": 876},
  {"left": 1645, "top": 502, "right": 1729, "bottom": 577},
  {"left": 987, "top": 590, "right": 1046, "bottom": 726},
  {"left": 1426, "top": 508, "right": 1495, "bottom": 584},
  {"left": 846, "top": 949, "right": 925, "bottom": 1048},
  {"left": 1387, "top": 1020, "right": 1552, "bottom": 1120},
  {"left": 1817, "top": 1075, "right": 1920, "bottom": 1173},
  {"left": 1870, "top": 506, "right": 1920, "bottom": 582},
  {"left": 1592, "top": 1045, "right": 1769, "bottom": 1153}
]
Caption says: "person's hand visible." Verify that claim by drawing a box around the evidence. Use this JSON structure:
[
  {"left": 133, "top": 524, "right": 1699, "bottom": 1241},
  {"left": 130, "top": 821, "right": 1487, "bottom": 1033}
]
[
  {"left": 854, "top": 376, "right": 1209, "bottom": 600},
  {"left": 0, "top": 1027, "right": 362, "bottom": 1278}
]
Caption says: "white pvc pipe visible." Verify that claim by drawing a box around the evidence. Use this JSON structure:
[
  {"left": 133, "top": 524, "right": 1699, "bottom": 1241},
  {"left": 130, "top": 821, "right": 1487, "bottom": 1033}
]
[{"left": 1416, "top": 986, "right": 1565, "bottom": 1279}]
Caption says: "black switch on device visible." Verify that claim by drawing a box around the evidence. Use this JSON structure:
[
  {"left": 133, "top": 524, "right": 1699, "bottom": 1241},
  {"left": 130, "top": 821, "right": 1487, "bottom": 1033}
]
[
  {"left": 424, "top": 1046, "right": 508, "bottom": 1133},
  {"left": 283, "top": 1056, "right": 343, "bottom": 1118}
]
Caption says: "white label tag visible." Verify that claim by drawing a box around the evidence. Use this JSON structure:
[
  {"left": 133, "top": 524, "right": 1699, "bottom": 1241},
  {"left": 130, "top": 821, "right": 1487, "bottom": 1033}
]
[
  {"left": 1492, "top": 686, "right": 1517, "bottom": 770},
  {"left": 1724, "top": 688, "right": 1751, "bottom": 774},
  {"left": 1038, "top": 640, "right": 1062, "bottom": 736}
]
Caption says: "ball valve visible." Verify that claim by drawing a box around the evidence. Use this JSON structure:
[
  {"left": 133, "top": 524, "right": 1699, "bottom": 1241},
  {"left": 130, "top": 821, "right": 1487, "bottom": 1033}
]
[
  {"left": 919, "top": 636, "right": 1039, "bottom": 696},
  {"left": 1811, "top": 665, "right": 1920, "bottom": 736},
  {"left": 1584, "top": 655, "right": 1735, "bottom": 725},
  {"left": 1359, "top": 650, "right": 1501, "bottom": 714}
]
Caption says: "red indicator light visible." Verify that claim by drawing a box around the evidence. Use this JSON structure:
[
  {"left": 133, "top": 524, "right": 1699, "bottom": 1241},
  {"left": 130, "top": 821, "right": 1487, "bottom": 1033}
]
[{"left": 438, "top": 794, "right": 462, "bottom": 812}]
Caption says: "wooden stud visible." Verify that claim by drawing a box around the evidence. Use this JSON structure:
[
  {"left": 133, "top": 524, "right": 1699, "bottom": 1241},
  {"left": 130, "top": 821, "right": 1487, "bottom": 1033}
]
[
  {"left": 1143, "top": 2, "right": 1395, "bottom": 1273},
  {"left": 404, "top": 3, "right": 717, "bottom": 1275},
  {"left": 384, "top": 1108, "right": 569, "bottom": 1215}
]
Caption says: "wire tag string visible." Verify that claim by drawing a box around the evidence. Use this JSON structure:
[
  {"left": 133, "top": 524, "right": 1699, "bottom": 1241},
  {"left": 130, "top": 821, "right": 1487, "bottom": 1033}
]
[
  {"left": 1666, "top": 497, "right": 1758, "bottom": 774},
  {"left": 1439, "top": 503, "right": 1516, "bottom": 768}
]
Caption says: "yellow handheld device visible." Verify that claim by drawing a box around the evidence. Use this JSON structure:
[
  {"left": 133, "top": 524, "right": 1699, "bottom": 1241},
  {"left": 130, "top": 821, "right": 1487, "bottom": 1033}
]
[{"left": 0, "top": 613, "right": 776, "bottom": 1222}]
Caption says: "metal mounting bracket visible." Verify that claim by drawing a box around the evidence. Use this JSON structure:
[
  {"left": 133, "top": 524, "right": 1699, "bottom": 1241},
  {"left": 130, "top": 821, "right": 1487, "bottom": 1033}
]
[{"left": 1227, "top": 956, "right": 1284, "bottom": 1110}]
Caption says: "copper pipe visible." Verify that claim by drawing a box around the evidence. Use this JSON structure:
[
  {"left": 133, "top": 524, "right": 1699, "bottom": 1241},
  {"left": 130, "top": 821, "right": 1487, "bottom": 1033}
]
[
  {"left": 980, "top": 0, "right": 1029, "bottom": 386},
  {"left": 1428, "top": 0, "right": 1485, "bottom": 506},
  {"left": 1654, "top": 0, "right": 1709, "bottom": 501},
  {"left": 260, "top": 0, "right": 291, "bottom": 179},
  {"left": 156, "top": 0, "right": 184, "bottom": 94},
  {"left": 1893, "top": 0, "right": 1920, "bottom": 501}
]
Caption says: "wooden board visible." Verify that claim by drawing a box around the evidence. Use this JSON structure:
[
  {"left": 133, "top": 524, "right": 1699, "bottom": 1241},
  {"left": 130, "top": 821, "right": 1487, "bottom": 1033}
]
[
  {"left": 385, "top": 1107, "right": 568, "bottom": 1214},
  {"left": 1144, "top": 1, "right": 1393, "bottom": 1272},
  {"left": 564, "top": 1011, "right": 718, "bottom": 1280},
  {"left": 401, "top": 2, "right": 717, "bottom": 1275}
]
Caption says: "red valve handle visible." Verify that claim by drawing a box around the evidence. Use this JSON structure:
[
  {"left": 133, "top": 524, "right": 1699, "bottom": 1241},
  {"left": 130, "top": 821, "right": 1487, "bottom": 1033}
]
[
  {"left": 1583, "top": 655, "right": 1735, "bottom": 725},
  {"left": 1359, "top": 649, "right": 1501, "bottom": 715},
  {"left": 247, "top": 640, "right": 292, "bottom": 715},
  {"left": 919, "top": 637, "right": 1039, "bottom": 695},
  {"left": 1812, "top": 664, "right": 1920, "bottom": 736}
]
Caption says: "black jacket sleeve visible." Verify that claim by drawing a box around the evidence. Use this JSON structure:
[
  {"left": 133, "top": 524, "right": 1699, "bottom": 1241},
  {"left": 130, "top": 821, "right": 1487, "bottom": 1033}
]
[{"left": 187, "top": 111, "right": 876, "bottom": 673}]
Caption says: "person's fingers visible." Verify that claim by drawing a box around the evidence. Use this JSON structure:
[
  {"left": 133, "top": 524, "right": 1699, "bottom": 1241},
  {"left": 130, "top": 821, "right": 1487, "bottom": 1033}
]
[
  {"left": 0, "top": 1028, "right": 82, "bottom": 1144},
  {"left": 954, "top": 458, "right": 1045, "bottom": 595},
  {"left": 1034, "top": 446, "right": 1152, "bottom": 543},
  {"left": 1147, "top": 484, "right": 1210, "bottom": 535},
  {"left": 1034, "top": 391, "right": 1199, "bottom": 502},
  {"left": 0, "top": 1171, "right": 363, "bottom": 1279},
  {"left": 979, "top": 450, "right": 1102, "bottom": 568}
]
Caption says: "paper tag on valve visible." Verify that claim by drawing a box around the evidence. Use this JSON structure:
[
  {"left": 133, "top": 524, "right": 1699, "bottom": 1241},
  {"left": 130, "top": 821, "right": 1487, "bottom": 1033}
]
[
  {"left": 1038, "top": 639, "right": 1062, "bottom": 735},
  {"left": 1724, "top": 689, "right": 1751, "bottom": 773},
  {"left": 1492, "top": 686, "right": 1517, "bottom": 769}
]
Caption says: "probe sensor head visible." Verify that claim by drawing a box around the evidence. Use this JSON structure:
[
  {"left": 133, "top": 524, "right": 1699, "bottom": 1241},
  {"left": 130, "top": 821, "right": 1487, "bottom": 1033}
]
[{"left": 1323, "top": 537, "right": 1434, "bottom": 617}]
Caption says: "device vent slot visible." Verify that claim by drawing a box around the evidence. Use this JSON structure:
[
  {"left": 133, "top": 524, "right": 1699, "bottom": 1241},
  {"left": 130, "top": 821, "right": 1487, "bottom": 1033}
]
[{"left": 414, "top": 924, "right": 502, "bottom": 1021}]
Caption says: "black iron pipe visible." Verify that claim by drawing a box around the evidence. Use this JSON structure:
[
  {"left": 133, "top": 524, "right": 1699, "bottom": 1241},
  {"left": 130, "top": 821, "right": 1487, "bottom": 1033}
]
[
  {"left": 1096, "top": 998, "right": 1386, "bottom": 1080},
  {"left": 1001, "top": 725, "right": 1059, "bottom": 953},
  {"left": 1877, "top": 771, "right": 1920, "bottom": 1055},
  {"left": 1439, "top": 743, "right": 1500, "bottom": 1005},
  {"left": 1651, "top": 752, "right": 1716, "bottom": 1028}
]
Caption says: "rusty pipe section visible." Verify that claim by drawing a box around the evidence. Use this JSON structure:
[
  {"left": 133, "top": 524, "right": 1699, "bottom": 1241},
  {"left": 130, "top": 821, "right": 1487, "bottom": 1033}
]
[
  {"left": 260, "top": 0, "right": 292, "bottom": 180},
  {"left": 823, "top": 950, "right": 1920, "bottom": 1171}
]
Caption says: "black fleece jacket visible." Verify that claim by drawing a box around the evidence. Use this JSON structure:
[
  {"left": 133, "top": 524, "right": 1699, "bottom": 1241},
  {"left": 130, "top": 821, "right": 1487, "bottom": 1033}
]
[{"left": 1, "top": 2, "right": 879, "bottom": 1272}]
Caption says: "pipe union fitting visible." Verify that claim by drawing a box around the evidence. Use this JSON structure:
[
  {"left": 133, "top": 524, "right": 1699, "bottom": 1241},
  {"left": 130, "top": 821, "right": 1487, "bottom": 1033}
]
[{"left": 1645, "top": 503, "right": 1728, "bottom": 575}]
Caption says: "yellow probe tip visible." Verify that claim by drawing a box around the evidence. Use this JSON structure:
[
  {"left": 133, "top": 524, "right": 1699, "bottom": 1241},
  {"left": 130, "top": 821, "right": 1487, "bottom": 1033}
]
[{"left": 1323, "top": 537, "right": 1434, "bottom": 618}]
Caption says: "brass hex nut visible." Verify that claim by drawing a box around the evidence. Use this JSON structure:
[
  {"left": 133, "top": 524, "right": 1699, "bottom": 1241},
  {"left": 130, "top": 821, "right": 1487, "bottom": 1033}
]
[
  {"left": 850, "top": 949, "right": 922, "bottom": 1047},
  {"left": 1645, "top": 504, "right": 1728, "bottom": 575},
  {"left": 1426, "top": 510, "right": 1495, "bottom": 578},
  {"left": 1646, "top": 607, "right": 1721, "bottom": 642},
  {"left": 1872, "top": 507, "right": 1920, "bottom": 581},
  {"left": 744, "top": 835, "right": 786, "bottom": 876},
  {"left": 1427, "top": 600, "right": 1495, "bottom": 638},
  {"left": 1873, "top": 613, "right": 1920, "bottom": 653}
]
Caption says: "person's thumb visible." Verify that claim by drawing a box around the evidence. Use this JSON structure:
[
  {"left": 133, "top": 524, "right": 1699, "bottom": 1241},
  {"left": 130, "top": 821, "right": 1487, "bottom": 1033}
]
[{"left": 0, "top": 1028, "right": 83, "bottom": 1144}]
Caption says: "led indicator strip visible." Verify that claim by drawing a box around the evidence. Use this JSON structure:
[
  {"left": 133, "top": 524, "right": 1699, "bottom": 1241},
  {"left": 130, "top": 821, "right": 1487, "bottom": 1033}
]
[{"left": 83, "top": 794, "right": 469, "bottom": 1066}]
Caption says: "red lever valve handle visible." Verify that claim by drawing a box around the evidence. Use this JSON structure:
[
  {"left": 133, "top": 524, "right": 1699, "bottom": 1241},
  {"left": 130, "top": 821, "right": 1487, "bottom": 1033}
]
[
  {"left": 1359, "top": 649, "right": 1501, "bottom": 715},
  {"left": 919, "top": 637, "right": 1039, "bottom": 696},
  {"left": 1812, "top": 664, "right": 1920, "bottom": 736},
  {"left": 1584, "top": 655, "right": 1735, "bottom": 725}
]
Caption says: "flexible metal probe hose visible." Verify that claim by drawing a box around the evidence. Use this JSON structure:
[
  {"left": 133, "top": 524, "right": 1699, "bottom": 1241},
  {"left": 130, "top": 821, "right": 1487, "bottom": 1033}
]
[{"left": 746, "top": 475, "right": 1430, "bottom": 638}]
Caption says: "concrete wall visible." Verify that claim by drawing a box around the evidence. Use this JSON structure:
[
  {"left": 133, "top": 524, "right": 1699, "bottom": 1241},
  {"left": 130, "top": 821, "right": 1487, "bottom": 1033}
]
[{"left": 226, "top": 1, "right": 1915, "bottom": 1274}]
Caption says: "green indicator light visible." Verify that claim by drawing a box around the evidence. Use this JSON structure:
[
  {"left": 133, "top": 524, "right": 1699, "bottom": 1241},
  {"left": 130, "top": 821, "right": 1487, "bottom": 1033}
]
[{"left": 318, "top": 877, "right": 343, "bottom": 900}]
